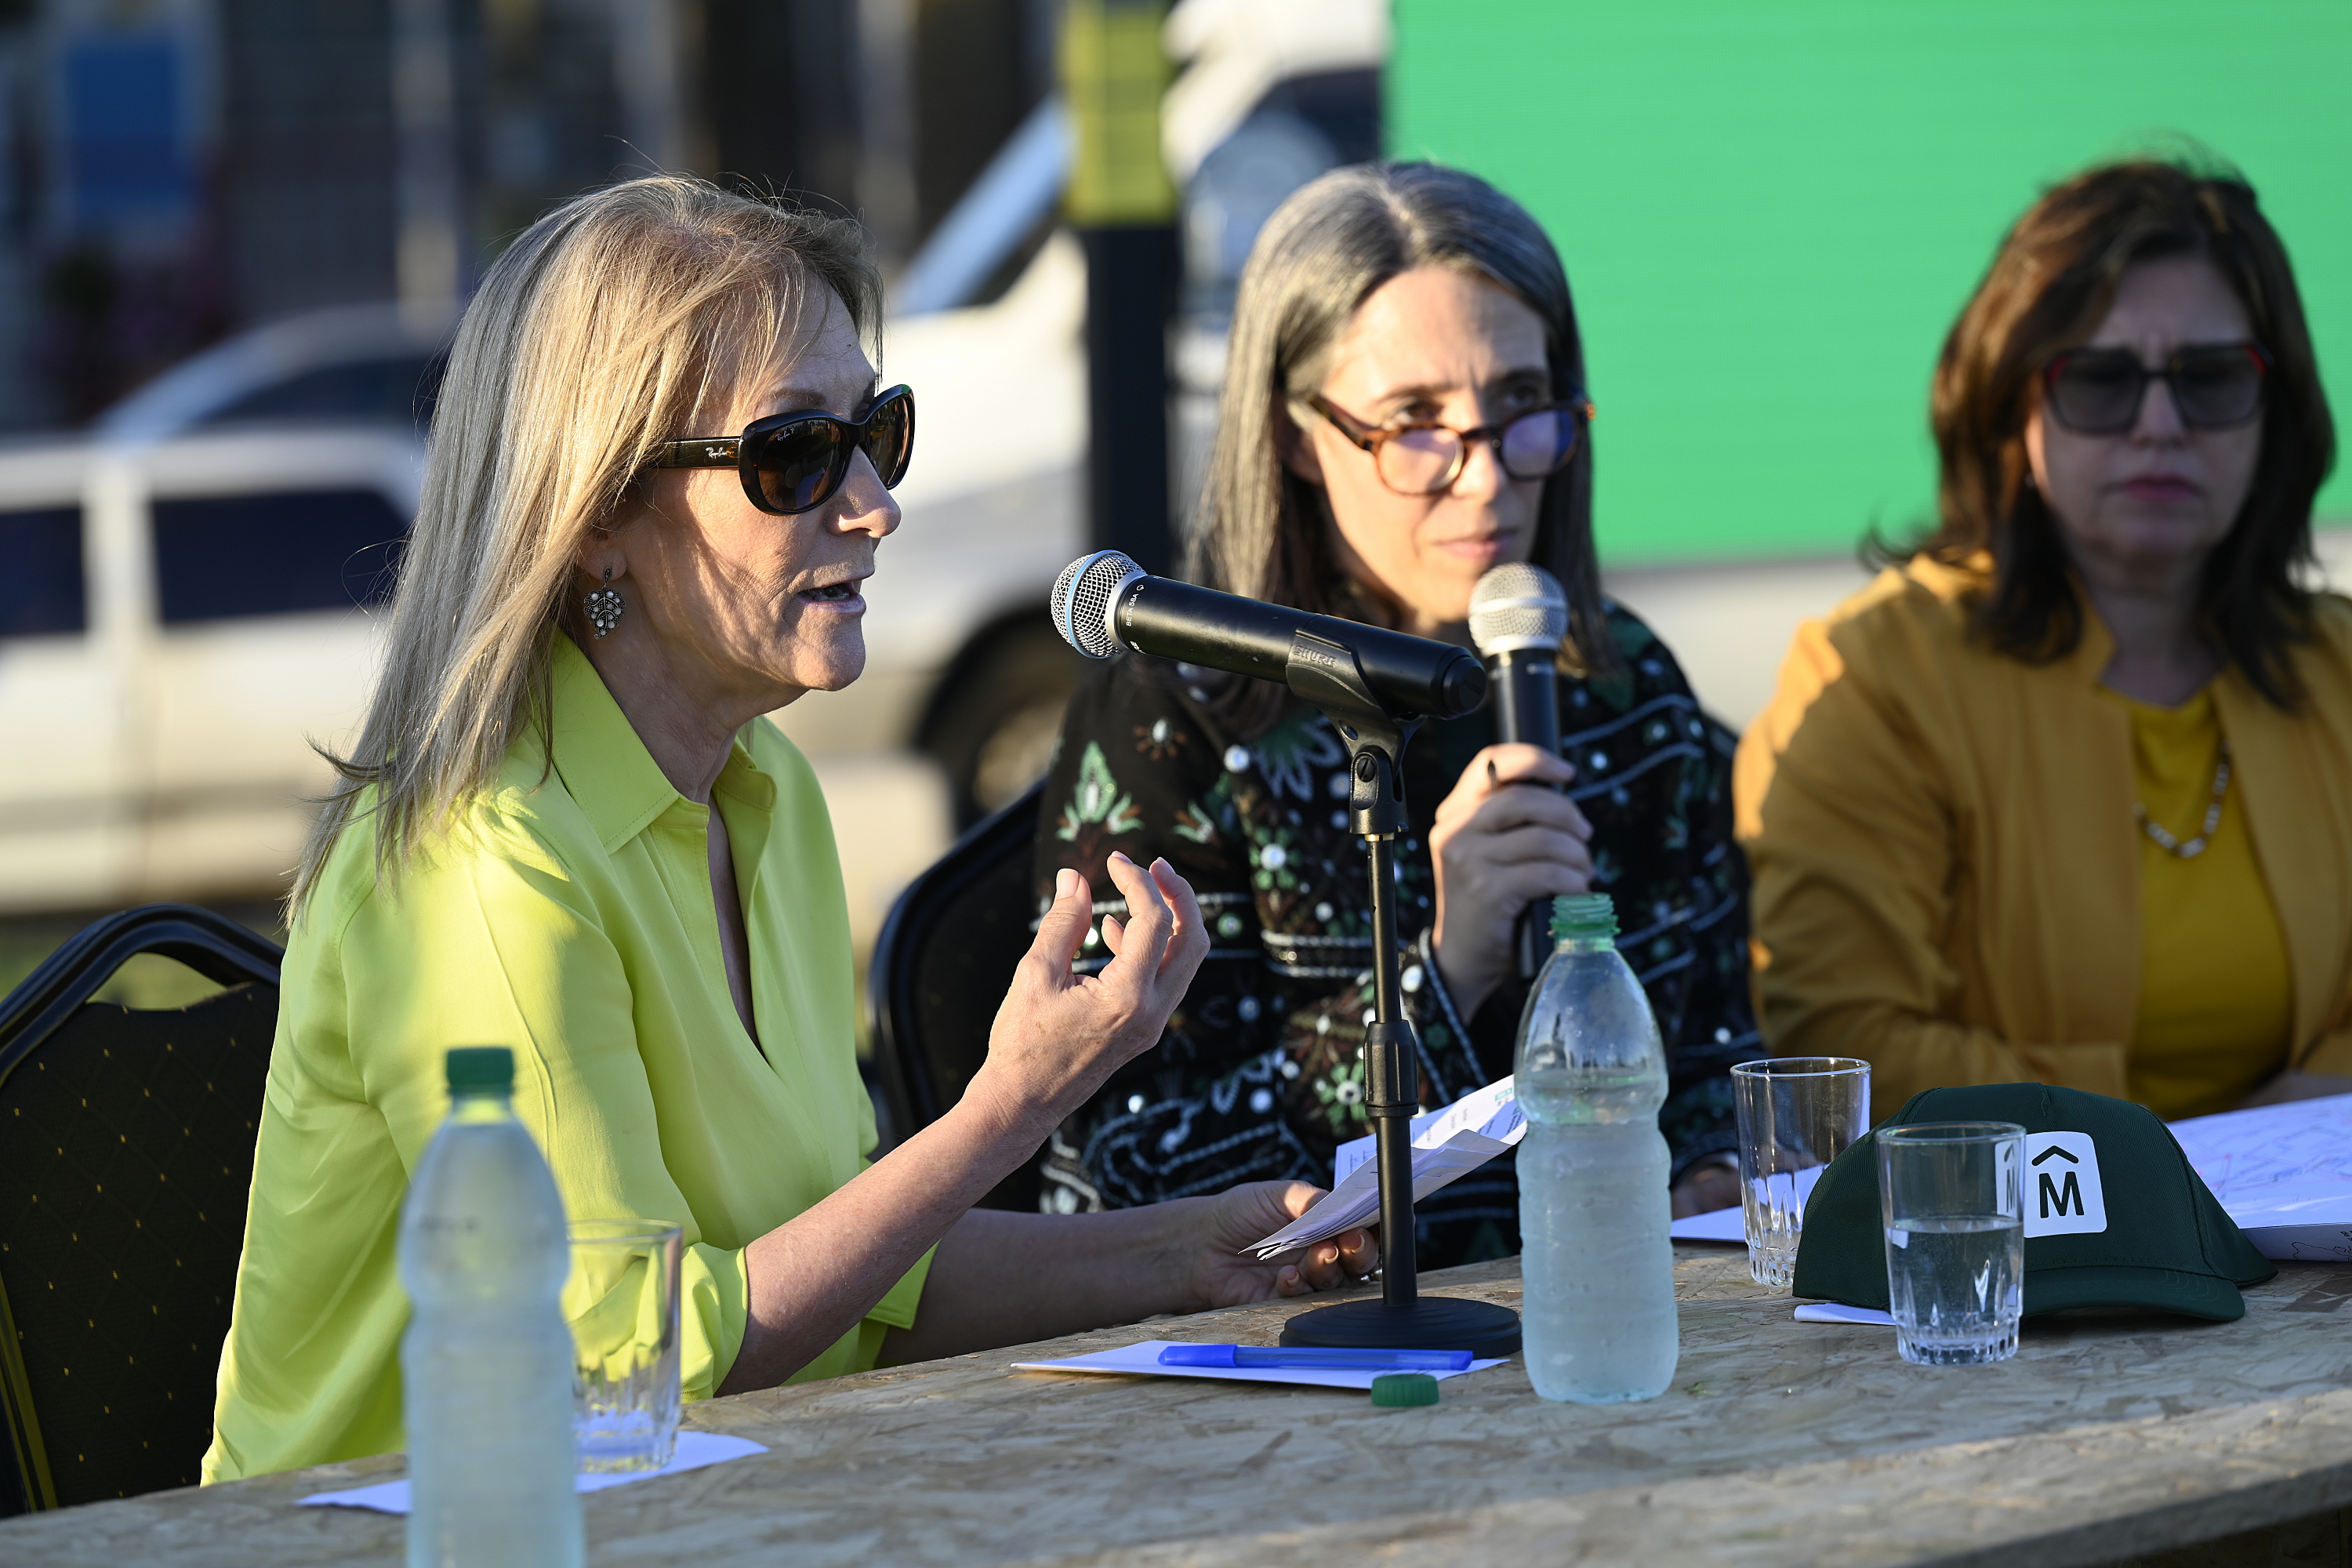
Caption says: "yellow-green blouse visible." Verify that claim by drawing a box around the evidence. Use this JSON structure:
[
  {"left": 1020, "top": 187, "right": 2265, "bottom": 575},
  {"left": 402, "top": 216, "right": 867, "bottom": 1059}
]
[{"left": 202, "top": 634, "right": 930, "bottom": 1483}]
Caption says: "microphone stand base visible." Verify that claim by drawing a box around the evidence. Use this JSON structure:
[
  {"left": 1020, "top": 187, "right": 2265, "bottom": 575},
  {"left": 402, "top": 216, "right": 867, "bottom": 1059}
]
[{"left": 1279, "top": 1294, "right": 1522, "bottom": 1359}]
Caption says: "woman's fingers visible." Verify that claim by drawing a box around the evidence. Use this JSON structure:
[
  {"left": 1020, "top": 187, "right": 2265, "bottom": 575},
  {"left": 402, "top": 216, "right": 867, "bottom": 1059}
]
[
  {"left": 1462, "top": 783, "right": 1592, "bottom": 840},
  {"left": 1475, "top": 822, "right": 1595, "bottom": 877},
  {"left": 1287, "top": 1226, "right": 1377, "bottom": 1292},
  {"left": 1024, "top": 867, "right": 1091, "bottom": 985},
  {"left": 1149, "top": 858, "right": 1210, "bottom": 985},
  {"left": 1478, "top": 742, "right": 1577, "bottom": 790},
  {"left": 1096, "top": 853, "right": 1170, "bottom": 974}
]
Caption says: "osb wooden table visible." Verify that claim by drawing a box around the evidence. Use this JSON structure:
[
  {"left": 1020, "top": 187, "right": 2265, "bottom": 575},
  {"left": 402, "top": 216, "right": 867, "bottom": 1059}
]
[{"left": 7, "top": 1245, "right": 2352, "bottom": 1567}]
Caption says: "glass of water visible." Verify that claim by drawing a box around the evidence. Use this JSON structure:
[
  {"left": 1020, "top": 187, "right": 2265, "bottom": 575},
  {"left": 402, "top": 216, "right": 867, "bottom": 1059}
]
[
  {"left": 565, "top": 1219, "right": 683, "bottom": 1472},
  {"left": 1877, "top": 1122, "right": 2024, "bottom": 1366},
  {"left": 1731, "top": 1058, "right": 1869, "bottom": 1289}
]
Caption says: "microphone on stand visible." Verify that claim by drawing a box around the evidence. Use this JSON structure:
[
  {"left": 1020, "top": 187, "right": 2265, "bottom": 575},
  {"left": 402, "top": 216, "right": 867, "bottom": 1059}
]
[
  {"left": 1051, "top": 550, "right": 1486, "bottom": 720},
  {"left": 1468, "top": 564, "right": 1570, "bottom": 982}
]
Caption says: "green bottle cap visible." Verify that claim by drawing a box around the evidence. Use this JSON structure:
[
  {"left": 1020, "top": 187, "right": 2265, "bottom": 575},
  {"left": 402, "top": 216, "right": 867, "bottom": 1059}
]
[
  {"left": 1551, "top": 893, "right": 1617, "bottom": 941},
  {"left": 1370, "top": 1373, "right": 1440, "bottom": 1408},
  {"left": 445, "top": 1047, "right": 515, "bottom": 1096}
]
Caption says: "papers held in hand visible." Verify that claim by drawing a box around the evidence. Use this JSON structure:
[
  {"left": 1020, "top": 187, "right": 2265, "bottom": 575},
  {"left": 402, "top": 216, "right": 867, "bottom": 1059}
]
[{"left": 1242, "top": 1078, "right": 1526, "bottom": 1260}]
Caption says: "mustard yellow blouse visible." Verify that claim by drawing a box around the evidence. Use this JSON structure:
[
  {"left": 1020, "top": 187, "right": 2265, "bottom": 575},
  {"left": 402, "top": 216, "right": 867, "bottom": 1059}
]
[
  {"left": 203, "top": 634, "right": 930, "bottom": 1483},
  {"left": 2098, "top": 684, "right": 2292, "bottom": 1118}
]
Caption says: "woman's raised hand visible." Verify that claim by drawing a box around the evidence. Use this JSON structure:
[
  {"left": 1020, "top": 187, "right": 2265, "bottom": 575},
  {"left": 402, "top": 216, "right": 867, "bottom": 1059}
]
[
  {"left": 1428, "top": 742, "right": 1593, "bottom": 1019},
  {"left": 973, "top": 853, "right": 1210, "bottom": 1138}
]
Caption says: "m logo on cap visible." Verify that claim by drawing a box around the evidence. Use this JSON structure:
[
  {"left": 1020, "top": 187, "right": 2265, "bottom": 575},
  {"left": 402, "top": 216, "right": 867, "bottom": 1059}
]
[{"left": 2025, "top": 1131, "right": 2107, "bottom": 1237}]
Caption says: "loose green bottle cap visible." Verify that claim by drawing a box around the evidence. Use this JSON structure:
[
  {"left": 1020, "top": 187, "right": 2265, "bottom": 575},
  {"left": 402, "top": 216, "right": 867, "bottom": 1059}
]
[
  {"left": 1370, "top": 1373, "right": 1439, "bottom": 1408},
  {"left": 1551, "top": 893, "right": 1617, "bottom": 941},
  {"left": 445, "top": 1047, "right": 514, "bottom": 1096}
]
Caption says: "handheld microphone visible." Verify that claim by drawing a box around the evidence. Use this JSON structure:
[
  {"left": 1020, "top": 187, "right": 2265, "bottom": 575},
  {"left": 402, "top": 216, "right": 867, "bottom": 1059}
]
[
  {"left": 1468, "top": 563, "right": 1570, "bottom": 981},
  {"left": 1051, "top": 550, "right": 1486, "bottom": 722}
]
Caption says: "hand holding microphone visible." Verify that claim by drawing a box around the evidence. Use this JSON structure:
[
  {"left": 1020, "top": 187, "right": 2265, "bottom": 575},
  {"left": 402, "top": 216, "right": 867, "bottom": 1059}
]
[{"left": 1425, "top": 565, "right": 1594, "bottom": 1018}]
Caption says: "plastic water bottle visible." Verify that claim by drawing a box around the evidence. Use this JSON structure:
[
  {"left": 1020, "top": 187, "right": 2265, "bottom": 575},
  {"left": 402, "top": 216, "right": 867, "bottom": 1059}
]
[
  {"left": 399, "top": 1047, "right": 583, "bottom": 1568},
  {"left": 1515, "top": 895, "right": 1679, "bottom": 1403}
]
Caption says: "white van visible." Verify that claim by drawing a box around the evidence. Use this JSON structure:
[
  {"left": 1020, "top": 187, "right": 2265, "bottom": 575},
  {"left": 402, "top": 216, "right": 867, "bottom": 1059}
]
[{"left": 0, "top": 270, "right": 1091, "bottom": 942}]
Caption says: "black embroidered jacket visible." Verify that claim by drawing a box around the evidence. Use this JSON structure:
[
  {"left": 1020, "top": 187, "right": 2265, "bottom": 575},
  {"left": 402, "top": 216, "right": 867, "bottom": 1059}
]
[{"left": 1029, "top": 601, "right": 1761, "bottom": 1267}]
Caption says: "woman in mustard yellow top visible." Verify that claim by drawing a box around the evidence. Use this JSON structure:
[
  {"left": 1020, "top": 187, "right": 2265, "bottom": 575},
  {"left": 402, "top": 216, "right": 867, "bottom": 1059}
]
[
  {"left": 1737, "top": 158, "right": 2352, "bottom": 1120},
  {"left": 202, "top": 177, "right": 1374, "bottom": 1483}
]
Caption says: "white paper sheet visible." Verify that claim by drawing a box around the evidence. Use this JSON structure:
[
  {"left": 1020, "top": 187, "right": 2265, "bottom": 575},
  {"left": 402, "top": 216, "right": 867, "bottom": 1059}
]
[
  {"left": 2169, "top": 1093, "right": 2352, "bottom": 1261},
  {"left": 1246, "top": 1129, "right": 1520, "bottom": 1259},
  {"left": 1669, "top": 1203, "right": 1749, "bottom": 1243},
  {"left": 1011, "top": 1339, "right": 1507, "bottom": 1391},
  {"left": 296, "top": 1430, "right": 769, "bottom": 1515},
  {"left": 1331, "top": 1076, "right": 1526, "bottom": 1185},
  {"left": 1670, "top": 1162, "right": 1828, "bottom": 1243},
  {"left": 1793, "top": 1302, "right": 1896, "bottom": 1326},
  {"left": 1241, "top": 1078, "right": 1526, "bottom": 1259}
]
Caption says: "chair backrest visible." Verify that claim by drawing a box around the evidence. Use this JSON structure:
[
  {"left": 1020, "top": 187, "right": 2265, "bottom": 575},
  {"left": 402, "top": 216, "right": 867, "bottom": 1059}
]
[
  {"left": 868, "top": 782, "right": 1044, "bottom": 1211},
  {"left": 0, "top": 905, "right": 282, "bottom": 1515}
]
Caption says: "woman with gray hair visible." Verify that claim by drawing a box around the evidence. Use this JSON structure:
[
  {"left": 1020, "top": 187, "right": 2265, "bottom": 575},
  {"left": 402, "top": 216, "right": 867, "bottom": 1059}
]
[
  {"left": 202, "top": 175, "right": 1373, "bottom": 1483},
  {"left": 1032, "top": 163, "right": 1759, "bottom": 1263}
]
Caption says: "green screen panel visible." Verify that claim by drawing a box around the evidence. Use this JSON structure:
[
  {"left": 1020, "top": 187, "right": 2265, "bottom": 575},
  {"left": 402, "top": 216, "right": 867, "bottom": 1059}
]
[{"left": 1388, "top": 0, "right": 2351, "bottom": 565}]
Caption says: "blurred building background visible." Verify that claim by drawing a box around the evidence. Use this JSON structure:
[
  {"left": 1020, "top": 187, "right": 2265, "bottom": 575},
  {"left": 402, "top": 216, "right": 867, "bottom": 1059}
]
[
  {"left": 0, "top": 0, "right": 1385, "bottom": 994},
  {"left": 0, "top": 0, "right": 2344, "bottom": 995},
  {"left": 0, "top": 0, "right": 1065, "bottom": 427}
]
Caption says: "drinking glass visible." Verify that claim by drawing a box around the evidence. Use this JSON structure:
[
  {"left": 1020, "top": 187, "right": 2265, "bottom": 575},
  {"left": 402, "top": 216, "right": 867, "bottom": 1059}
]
[
  {"left": 1731, "top": 1057, "right": 1869, "bottom": 1289},
  {"left": 565, "top": 1219, "right": 683, "bottom": 1472},
  {"left": 1876, "top": 1123, "right": 2025, "bottom": 1367}
]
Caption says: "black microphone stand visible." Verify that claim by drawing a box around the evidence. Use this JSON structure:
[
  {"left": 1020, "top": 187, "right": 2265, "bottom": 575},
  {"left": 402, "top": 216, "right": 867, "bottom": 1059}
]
[{"left": 1275, "top": 633, "right": 1523, "bottom": 1357}]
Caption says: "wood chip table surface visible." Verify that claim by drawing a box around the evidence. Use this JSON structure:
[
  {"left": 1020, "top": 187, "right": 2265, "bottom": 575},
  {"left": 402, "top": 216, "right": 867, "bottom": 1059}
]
[{"left": 5, "top": 1245, "right": 2351, "bottom": 1567}]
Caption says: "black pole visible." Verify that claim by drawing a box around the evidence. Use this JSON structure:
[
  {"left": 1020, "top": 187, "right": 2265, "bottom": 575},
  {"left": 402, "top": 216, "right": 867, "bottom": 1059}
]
[
  {"left": 1278, "top": 641, "right": 1521, "bottom": 1357},
  {"left": 1363, "top": 832, "right": 1418, "bottom": 1309},
  {"left": 1062, "top": 0, "right": 1178, "bottom": 575},
  {"left": 1080, "top": 225, "right": 1174, "bottom": 575}
]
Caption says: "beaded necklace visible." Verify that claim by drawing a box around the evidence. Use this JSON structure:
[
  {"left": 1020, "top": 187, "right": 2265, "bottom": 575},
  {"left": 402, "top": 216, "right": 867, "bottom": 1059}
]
[{"left": 2135, "top": 739, "right": 2231, "bottom": 859}]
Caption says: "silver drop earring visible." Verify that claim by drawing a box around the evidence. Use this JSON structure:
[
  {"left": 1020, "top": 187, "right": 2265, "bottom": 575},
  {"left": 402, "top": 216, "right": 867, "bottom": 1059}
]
[{"left": 584, "top": 567, "right": 625, "bottom": 639}]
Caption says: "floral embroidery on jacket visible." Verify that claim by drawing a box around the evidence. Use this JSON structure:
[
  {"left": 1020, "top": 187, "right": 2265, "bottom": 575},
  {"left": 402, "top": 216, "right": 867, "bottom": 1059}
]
[{"left": 1053, "top": 740, "right": 1144, "bottom": 844}]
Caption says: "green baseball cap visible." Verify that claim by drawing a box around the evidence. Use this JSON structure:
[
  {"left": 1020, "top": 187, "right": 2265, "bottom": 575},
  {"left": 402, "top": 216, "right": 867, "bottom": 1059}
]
[{"left": 1791, "top": 1083, "right": 2274, "bottom": 1321}]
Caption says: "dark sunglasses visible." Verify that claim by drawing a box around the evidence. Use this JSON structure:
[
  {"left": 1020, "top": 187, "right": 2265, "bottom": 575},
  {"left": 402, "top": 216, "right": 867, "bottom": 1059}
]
[
  {"left": 1305, "top": 392, "right": 1592, "bottom": 497},
  {"left": 647, "top": 384, "right": 915, "bottom": 515},
  {"left": 2042, "top": 345, "right": 2268, "bottom": 435}
]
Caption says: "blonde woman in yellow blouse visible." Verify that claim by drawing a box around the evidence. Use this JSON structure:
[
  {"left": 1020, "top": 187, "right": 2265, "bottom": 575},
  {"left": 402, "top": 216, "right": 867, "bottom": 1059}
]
[
  {"left": 202, "top": 177, "right": 1374, "bottom": 1483},
  {"left": 1737, "top": 158, "right": 2352, "bottom": 1119}
]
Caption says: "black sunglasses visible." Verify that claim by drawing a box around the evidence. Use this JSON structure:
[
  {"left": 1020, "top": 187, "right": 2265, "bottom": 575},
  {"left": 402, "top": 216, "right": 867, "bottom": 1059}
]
[
  {"left": 2042, "top": 345, "right": 2268, "bottom": 436},
  {"left": 647, "top": 384, "right": 915, "bottom": 515}
]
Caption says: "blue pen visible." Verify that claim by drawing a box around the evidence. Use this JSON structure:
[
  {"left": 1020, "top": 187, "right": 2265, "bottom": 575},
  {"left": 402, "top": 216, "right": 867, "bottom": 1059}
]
[{"left": 1158, "top": 1344, "right": 1472, "bottom": 1371}]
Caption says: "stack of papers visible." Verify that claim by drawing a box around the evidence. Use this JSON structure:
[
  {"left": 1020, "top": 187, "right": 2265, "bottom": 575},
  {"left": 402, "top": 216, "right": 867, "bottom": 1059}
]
[
  {"left": 1243, "top": 1077, "right": 1525, "bottom": 1259},
  {"left": 2171, "top": 1094, "right": 2352, "bottom": 1261}
]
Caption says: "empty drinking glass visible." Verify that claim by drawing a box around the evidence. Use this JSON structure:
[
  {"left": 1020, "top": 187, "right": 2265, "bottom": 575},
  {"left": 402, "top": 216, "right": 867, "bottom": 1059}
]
[
  {"left": 565, "top": 1219, "right": 683, "bottom": 1472},
  {"left": 1877, "top": 1123, "right": 2025, "bottom": 1367},
  {"left": 1731, "top": 1058, "right": 1869, "bottom": 1289}
]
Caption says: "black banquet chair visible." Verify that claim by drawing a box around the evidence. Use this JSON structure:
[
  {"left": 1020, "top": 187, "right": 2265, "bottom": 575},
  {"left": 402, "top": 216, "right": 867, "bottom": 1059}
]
[
  {"left": 0, "top": 904, "right": 282, "bottom": 1515},
  {"left": 867, "top": 781, "right": 1047, "bottom": 1213}
]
